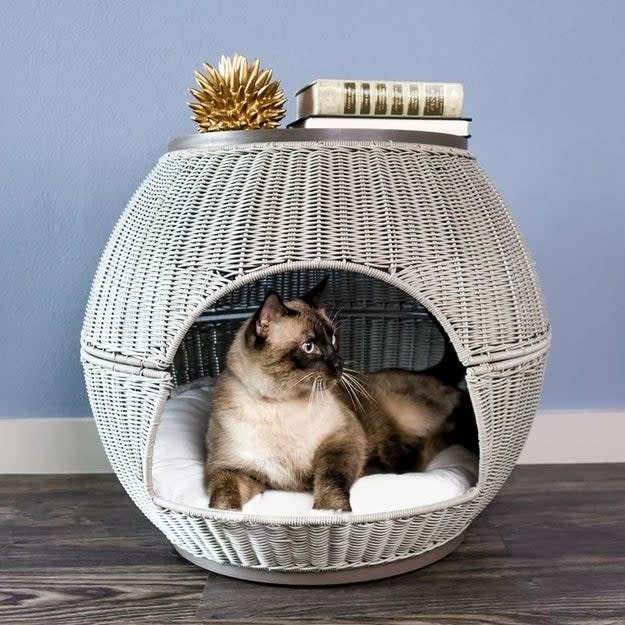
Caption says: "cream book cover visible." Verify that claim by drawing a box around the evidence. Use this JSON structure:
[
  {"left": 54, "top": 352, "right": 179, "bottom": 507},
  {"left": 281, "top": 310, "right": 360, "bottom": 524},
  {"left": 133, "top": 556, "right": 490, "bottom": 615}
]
[{"left": 296, "top": 80, "right": 464, "bottom": 118}]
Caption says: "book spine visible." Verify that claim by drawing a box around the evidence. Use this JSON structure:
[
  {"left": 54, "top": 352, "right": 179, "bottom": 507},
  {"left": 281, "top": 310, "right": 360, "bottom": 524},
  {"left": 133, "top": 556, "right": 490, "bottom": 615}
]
[{"left": 297, "top": 81, "right": 464, "bottom": 119}]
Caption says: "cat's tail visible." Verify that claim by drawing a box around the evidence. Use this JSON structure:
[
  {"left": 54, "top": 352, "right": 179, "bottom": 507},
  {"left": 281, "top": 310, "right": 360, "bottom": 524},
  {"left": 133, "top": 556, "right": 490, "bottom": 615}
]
[{"left": 421, "top": 316, "right": 466, "bottom": 387}]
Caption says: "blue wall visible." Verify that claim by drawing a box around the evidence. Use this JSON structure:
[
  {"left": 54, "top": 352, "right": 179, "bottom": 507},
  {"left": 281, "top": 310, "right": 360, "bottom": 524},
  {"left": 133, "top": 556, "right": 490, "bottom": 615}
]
[{"left": 1, "top": 0, "right": 623, "bottom": 417}]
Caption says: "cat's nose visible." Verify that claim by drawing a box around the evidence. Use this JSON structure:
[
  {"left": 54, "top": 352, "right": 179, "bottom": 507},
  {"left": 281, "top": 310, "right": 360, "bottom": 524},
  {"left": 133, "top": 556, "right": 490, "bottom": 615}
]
[{"left": 328, "top": 355, "right": 343, "bottom": 376}]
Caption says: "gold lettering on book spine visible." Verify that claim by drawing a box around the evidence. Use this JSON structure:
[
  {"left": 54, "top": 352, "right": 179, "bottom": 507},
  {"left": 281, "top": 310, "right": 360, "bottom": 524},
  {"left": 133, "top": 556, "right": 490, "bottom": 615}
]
[
  {"left": 408, "top": 84, "right": 419, "bottom": 115},
  {"left": 424, "top": 84, "right": 444, "bottom": 116},
  {"left": 375, "top": 83, "right": 387, "bottom": 115},
  {"left": 360, "top": 83, "right": 371, "bottom": 114},
  {"left": 391, "top": 84, "right": 403, "bottom": 115},
  {"left": 344, "top": 82, "right": 356, "bottom": 114}
]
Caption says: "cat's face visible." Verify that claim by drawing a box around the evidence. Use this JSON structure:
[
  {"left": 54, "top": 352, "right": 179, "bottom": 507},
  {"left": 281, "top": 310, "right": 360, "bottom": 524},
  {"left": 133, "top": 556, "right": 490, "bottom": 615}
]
[{"left": 244, "top": 278, "right": 343, "bottom": 397}]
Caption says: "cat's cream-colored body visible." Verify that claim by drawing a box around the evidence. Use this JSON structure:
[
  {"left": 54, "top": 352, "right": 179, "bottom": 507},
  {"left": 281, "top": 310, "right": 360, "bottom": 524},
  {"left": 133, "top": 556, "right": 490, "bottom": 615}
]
[{"left": 207, "top": 369, "right": 355, "bottom": 490}]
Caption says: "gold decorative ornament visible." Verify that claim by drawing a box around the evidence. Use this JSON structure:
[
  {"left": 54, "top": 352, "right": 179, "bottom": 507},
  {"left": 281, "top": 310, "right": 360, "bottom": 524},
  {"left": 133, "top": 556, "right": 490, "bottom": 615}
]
[{"left": 188, "top": 53, "right": 286, "bottom": 132}]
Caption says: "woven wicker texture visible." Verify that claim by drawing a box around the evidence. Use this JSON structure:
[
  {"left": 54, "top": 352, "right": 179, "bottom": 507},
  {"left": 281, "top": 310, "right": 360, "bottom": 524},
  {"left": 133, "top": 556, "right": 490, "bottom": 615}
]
[
  {"left": 82, "top": 141, "right": 549, "bottom": 370},
  {"left": 81, "top": 135, "right": 550, "bottom": 574}
]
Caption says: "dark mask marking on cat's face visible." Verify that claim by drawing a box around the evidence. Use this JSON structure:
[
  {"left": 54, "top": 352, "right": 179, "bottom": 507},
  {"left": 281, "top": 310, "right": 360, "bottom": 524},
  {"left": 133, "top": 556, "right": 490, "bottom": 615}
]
[
  {"left": 289, "top": 320, "right": 343, "bottom": 378},
  {"left": 244, "top": 278, "right": 343, "bottom": 391}
]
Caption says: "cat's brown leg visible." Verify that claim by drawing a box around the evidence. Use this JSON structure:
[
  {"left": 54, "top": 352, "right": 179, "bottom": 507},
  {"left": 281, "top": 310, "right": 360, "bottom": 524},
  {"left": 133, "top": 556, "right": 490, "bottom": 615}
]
[
  {"left": 206, "top": 468, "right": 265, "bottom": 510},
  {"left": 312, "top": 430, "right": 366, "bottom": 512},
  {"left": 371, "top": 431, "right": 425, "bottom": 474}
]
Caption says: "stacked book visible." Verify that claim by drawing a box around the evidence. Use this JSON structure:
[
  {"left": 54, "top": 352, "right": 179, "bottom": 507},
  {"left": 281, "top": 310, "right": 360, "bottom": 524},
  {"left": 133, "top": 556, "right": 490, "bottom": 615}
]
[{"left": 288, "top": 80, "right": 469, "bottom": 137}]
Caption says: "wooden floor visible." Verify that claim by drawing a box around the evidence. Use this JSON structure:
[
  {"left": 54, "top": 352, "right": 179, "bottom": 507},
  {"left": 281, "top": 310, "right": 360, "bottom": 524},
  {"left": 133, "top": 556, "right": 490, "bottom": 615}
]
[{"left": 1, "top": 465, "right": 624, "bottom": 625}]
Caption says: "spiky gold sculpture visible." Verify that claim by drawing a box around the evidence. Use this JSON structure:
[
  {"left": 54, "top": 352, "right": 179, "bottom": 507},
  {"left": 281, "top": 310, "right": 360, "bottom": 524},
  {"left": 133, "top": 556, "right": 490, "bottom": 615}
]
[{"left": 188, "top": 54, "right": 286, "bottom": 132}]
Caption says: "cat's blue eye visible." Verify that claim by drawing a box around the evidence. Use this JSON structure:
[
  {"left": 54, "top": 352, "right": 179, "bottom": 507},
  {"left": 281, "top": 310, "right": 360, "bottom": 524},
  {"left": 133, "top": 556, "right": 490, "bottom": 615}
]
[{"left": 302, "top": 341, "right": 315, "bottom": 353}]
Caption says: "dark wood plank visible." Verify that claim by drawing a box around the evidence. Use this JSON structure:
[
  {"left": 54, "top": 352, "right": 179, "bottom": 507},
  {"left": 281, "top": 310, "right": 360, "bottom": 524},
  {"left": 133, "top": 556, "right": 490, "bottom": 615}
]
[
  {"left": 0, "top": 567, "right": 207, "bottom": 625},
  {"left": 0, "top": 475, "right": 208, "bottom": 624},
  {"left": 0, "top": 475, "right": 183, "bottom": 569},
  {"left": 1, "top": 465, "right": 624, "bottom": 625}
]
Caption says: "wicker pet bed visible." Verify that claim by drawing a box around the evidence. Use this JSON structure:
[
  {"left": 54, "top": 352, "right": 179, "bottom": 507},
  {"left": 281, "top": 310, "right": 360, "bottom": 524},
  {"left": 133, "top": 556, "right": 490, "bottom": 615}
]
[{"left": 81, "top": 129, "right": 550, "bottom": 584}]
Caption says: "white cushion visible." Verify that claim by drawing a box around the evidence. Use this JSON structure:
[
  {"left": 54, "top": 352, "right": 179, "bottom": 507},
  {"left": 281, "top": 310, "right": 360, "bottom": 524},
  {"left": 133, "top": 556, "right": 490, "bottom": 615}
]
[{"left": 152, "top": 382, "right": 478, "bottom": 515}]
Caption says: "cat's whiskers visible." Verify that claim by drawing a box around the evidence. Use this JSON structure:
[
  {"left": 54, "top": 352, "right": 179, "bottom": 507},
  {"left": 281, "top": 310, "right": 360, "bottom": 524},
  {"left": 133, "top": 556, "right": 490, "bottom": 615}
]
[
  {"left": 340, "top": 377, "right": 358, "bottom": 411},
  {"left": 318, "top": 379, "right": 327, "bottom": 411},
  {"left": 282, "top": 371, "right": 317, "bottom": 394},
  {"left": 349, "top": 379, "right": 374, "bottom": 405},
  {"left": 343, "top": 368, "right": 375, "bottom": 403},
  {"left": 340, "top": 374, "right": 364, "bottom": 414},
  {"left": 308, "top": 377, "right": 320, "bottom": 412},
  {"left": 307, "top": 375, "right": 327, "bottom": 413},
  {"left": 341, "top": 372, "right": 374, "bottom": 412},
  {"left": 313, "top": 379, "right": 321, "bottom": 412},
  {"left": 327, "top": 305, "right": 342, "bottom": 325}
]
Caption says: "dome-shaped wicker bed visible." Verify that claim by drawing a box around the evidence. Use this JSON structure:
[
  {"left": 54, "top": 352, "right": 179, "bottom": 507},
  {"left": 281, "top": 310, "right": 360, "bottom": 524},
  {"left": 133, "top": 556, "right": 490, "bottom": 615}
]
[{"left": 81, "top": 128, "right": 550, "bottom": 584}]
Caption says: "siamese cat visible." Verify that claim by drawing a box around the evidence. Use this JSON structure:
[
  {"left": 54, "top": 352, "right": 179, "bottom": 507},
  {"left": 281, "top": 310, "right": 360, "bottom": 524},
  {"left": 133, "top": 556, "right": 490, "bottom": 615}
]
[{"left": 205, "top": 278, "right": 476, "bottom": 511}]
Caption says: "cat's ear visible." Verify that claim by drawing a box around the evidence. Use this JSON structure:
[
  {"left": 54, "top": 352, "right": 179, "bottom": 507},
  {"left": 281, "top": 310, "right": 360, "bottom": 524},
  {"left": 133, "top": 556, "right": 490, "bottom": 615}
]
[
  {"left": 255, "top": 291, "right": 289, "bottom": 338},
  {"left": 301, "top": 276, "right": 329, "bottom": 308}
]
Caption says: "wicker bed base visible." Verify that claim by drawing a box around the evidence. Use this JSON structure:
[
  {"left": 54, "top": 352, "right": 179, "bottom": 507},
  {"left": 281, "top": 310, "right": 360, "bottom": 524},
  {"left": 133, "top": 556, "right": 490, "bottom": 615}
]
[{"left": 175, "top": 532, "right": 465, "bottom": 585}]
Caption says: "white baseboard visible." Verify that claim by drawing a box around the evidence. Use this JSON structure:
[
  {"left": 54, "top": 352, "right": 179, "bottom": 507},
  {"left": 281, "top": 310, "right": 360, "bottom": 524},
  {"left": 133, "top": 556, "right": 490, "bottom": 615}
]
[
  {"left": 0, "top": 418, "right": 112, "bottom": 474},
  {"left": 0, "top": 411, "right": 623, "bottom": 473},
  {"left": 517, "top": 410, "right": 625, "bottom": 464}
]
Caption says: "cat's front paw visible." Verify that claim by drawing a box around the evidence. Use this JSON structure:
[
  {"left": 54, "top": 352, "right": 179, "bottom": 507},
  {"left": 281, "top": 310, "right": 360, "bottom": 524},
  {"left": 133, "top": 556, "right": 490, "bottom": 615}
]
[
  {"left": 209, "top": 493, "right": 242, "bottom": 511},
  {"left": 313, "top": 495, "right": 352, "bottom": 512}
]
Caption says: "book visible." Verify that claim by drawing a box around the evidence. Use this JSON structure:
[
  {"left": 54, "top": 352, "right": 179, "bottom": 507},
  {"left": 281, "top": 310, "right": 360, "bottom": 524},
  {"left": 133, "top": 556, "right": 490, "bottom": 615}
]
[
  {"left": 296, "top": 80, "right": 464, "bottom": 119},
  {"left": 288, "top": 115, "right": 471, "bottom": 137}
]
